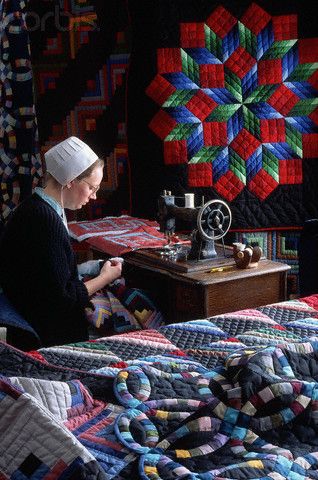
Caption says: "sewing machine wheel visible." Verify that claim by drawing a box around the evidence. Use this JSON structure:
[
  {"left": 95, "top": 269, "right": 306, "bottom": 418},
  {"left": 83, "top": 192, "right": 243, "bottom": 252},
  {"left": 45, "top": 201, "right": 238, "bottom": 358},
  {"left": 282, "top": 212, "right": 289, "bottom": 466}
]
[{"left": 197, "top": 199, "right": 232, "bottom": 241}]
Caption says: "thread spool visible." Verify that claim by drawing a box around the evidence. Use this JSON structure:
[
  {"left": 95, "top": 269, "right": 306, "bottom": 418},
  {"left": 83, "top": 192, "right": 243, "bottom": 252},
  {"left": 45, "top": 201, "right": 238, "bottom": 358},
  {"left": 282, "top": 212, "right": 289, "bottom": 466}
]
[{"left": 184, "top": 193, "right": 195, "bottom": 208}]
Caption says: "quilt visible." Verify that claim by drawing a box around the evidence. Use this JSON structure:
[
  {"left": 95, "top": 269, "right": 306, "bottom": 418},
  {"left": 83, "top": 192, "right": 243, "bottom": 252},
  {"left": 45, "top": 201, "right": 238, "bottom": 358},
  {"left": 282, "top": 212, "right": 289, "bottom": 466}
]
[
  {"left": 126, "top": 0, "right": 318, "bottom": 228},
  {"left": 2, "top": 294, "right": 318, "bottom": 478},
  {"left": 27, "top": 0, "right": 131, "bottom": 218},
  {"left": 68, "top": 216, "right": 189, "bottom": 256},
  {"left": 0, "top": 0, "right": 42, "bottom": 222}
]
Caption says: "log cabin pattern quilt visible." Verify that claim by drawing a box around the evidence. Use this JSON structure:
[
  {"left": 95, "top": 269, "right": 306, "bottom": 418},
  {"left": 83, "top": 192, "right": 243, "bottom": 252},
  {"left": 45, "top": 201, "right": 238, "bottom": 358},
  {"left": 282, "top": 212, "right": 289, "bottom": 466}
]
[{"left": 2, "top": 294, "right": 318, "bottom": 478}]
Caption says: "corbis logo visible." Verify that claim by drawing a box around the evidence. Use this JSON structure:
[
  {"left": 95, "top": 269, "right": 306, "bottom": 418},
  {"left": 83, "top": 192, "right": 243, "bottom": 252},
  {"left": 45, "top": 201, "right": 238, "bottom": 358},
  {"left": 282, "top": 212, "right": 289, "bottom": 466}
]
[{"left": 25, "top": 5, "right": 99, "bottom": 32}]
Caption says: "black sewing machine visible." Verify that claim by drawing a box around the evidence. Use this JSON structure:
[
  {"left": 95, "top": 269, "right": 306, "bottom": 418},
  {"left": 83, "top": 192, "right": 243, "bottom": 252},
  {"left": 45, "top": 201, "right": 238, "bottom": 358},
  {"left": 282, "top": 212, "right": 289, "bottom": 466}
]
[{"left": 158, "top": 191, "right": 232, "bottom": 261}]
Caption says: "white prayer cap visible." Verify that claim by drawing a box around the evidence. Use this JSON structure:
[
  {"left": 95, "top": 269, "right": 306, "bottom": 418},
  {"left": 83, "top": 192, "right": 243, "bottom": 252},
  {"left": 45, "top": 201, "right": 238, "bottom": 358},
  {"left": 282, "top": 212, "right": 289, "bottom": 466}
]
[{"left": 44, "top": 136, "right": 98, "bottom": 186}]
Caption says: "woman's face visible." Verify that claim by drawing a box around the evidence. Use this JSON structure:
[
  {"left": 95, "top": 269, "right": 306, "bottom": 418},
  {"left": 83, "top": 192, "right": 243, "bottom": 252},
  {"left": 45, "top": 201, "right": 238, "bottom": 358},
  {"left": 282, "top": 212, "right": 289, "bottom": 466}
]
[{"left": 63, "top": 165, "right": 104, "bottom": 210}]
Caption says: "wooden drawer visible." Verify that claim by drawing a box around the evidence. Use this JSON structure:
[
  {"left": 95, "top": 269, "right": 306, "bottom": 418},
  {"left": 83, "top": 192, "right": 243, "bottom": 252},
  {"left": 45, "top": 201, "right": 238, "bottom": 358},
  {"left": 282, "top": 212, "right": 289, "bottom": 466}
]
[{"left": 205, "top": 272, "right": 282, "bottom": 317}]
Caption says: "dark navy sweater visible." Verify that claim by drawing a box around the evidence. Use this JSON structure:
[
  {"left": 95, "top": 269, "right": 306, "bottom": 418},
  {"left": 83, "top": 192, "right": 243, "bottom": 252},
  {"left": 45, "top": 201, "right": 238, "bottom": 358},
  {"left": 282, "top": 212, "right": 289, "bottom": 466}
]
[{"left": 0, "top": 194, "right": 90, "bottom": 347}]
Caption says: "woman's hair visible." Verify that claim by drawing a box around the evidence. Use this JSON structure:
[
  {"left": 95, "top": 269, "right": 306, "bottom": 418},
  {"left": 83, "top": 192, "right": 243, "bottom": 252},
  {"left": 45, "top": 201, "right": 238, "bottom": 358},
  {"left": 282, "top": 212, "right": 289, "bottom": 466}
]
[
  {"left": 42, "top": 158, "right": 104, "bottom": 187},
  {"left": 76, "top": 158, "right": 104, "bottom": 180}
]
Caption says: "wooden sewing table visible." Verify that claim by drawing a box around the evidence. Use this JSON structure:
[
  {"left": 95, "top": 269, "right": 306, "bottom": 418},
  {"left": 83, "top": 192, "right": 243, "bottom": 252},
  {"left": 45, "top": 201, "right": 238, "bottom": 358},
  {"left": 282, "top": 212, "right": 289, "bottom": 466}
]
[{"left": 92, "top": 245, "right": 291, "bottom": 323}]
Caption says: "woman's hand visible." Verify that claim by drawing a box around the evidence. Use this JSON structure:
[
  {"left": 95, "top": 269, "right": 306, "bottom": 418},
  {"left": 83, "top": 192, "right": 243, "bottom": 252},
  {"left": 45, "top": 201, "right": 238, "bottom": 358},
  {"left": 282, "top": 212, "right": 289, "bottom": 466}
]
[
  {"left": 100, "top": 259, "right": 122, "bottom": 284},
  {"left": 84, "top": 259, "right": 122, "bottom": 296}
]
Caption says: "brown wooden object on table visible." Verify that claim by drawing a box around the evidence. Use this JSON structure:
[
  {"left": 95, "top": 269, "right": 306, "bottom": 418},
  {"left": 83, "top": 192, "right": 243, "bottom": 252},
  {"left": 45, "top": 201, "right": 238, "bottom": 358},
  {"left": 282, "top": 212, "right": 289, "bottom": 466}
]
[{"left": 233, "top": 242, "right": 263, "bottom": 269}]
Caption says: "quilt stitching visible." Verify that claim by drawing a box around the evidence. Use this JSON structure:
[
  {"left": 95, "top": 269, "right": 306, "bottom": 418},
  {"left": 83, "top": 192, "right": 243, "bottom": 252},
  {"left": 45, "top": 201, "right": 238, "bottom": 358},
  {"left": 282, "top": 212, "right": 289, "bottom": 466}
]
[
  {"left": 146, "top": 4, "right": 318, "bottom": 202},
  {"left": 2, "top": 296, "right": 318, "bottom": 478}
]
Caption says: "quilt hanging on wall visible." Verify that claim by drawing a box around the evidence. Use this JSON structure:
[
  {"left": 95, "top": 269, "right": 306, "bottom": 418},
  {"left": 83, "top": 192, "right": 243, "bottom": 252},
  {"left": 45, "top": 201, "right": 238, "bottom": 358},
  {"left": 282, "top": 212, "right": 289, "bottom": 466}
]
[
  {"left": 0, "top": 0, "right": 42, "bottom": 224},
  {"left": 127, "top": 0, "right": 318, "bottom": 228},
  {"left": 27, "top": 0, "right": 131, "bottom": 218}
]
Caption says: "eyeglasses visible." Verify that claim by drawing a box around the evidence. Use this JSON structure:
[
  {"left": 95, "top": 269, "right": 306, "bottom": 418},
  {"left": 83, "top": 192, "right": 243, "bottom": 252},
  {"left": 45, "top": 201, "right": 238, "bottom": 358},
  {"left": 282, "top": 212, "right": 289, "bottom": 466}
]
[{"left": 81, "top": 179, "right": 100, "bottom": 195}]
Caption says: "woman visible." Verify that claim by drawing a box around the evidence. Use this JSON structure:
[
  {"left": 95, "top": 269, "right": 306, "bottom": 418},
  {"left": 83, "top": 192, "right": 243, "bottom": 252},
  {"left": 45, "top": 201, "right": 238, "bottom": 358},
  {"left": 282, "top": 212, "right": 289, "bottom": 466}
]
[{"left": 0, "top": 136, "right": 122, "bottom": 348}]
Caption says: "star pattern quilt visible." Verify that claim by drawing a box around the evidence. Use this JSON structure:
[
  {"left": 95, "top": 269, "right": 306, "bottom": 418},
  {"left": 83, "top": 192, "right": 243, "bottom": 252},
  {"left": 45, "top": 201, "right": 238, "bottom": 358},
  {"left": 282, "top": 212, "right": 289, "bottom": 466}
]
[
  {"left": 1, "top": 294, "right": 318, "bottom": 478},
  {"left": 127, "top": 0, "right": 318, "bottom": 228}
]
